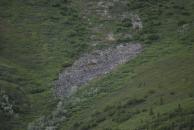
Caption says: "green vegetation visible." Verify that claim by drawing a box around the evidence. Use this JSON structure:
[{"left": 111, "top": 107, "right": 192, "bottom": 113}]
[
  {"left": 0, "top": 0, "right": 90, "bottom": 129},
  {"left": 0, "top": 0, "right": 194, "bottom": 130},
  {"left": 61, "top": 43, "right": 194, "bottom": 130},
  {"left": 58, "top": 0, "right": 194, "bottom": 130}
]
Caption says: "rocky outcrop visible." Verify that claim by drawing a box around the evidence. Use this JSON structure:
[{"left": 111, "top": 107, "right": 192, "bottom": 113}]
[
  {"left": 55, "top": 43, "right": 142, "bottom": 97},
  {"left": 0, "top": 89, "right": 14, "bottom": 116},
  {"left": 131, "top": 14, "right": 143, "bottom": 31}
]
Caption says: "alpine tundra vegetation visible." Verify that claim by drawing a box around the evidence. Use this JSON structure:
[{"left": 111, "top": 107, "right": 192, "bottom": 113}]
[{"left": 0, "top": 0, "right": 194, "bottom": 130}]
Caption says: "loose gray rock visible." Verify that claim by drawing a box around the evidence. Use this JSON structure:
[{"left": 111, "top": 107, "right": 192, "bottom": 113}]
[{"left": 55, "top": 43, "right": 142, "bottom": 97}]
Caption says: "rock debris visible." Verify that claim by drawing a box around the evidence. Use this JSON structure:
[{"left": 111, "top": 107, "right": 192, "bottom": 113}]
[{"left": 55, "top": 43, "right": 142, "bottom": 97}]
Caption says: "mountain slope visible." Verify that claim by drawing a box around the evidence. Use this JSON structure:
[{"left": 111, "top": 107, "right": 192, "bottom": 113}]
[
  {"left": 0, "top": 0, "right": 194, "bottom": 130},
  {"left": 0, "top": 0, "right": 90, "bottom": 129},
  {"left": 60, "top": 43, "right": 194, "bottom": 130},
  {"left": 58, "top": 0, "right": 194, "bottom": 130}
]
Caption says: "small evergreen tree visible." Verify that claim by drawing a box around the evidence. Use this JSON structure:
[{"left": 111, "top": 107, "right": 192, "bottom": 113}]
[
  {"left": 160, "top": 96, "right": 164, "bottom": 105},
  {"left": 149, "top": 107, "right": 154, "bottom": 115}
]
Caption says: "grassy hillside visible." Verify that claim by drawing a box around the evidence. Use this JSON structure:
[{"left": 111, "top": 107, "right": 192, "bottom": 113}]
[
  {"left": 60, "top": 43, "right": 194, "bottom": 130},
  {"left": 0, "top": 0, "right": 90, "bottom": 129},
  {"left": 58, "top": 0, "right": 194, "bottom": 130},
  {"left": 0, "top": 0, "right": 194, "bottom": 130}
]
